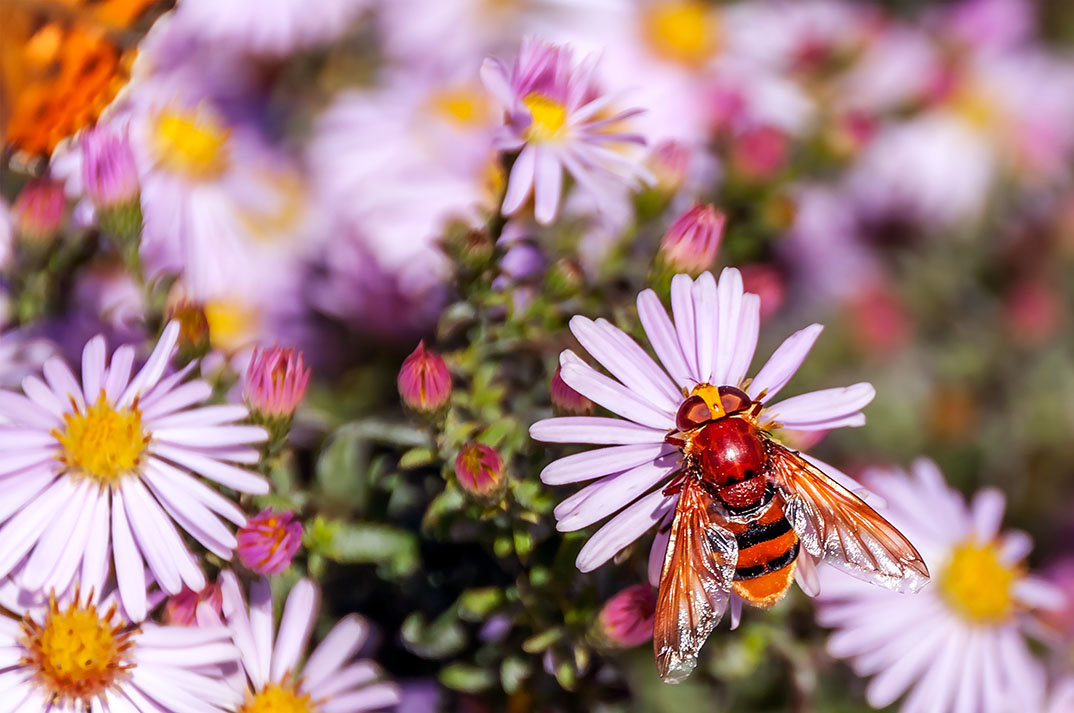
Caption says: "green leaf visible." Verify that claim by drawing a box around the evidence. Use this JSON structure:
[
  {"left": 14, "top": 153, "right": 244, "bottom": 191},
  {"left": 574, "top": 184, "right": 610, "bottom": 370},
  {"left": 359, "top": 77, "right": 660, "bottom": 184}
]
[
  {"left": 522, "top": 627, "right": 562, "bottom": 654},
  {"left": 324, "top": 522, "right": 419, "bottom": 577},
  {"left": 315, "top": 428, "right": 370, "bottom": 512},
  {"left": 457, "top": 587, "right": 504, "bottom": 621},
  {"left": 500, "top": 656, "right": 531, "bottom": 695},
  {"left": 398, "top": 446, "right": 437, "bottom": 469},
  {"left": 439, "top": 663, "right": 495, "bottom": 693},
  {"left": 401, "top": 610, "right": 467, "bottom": 659}
]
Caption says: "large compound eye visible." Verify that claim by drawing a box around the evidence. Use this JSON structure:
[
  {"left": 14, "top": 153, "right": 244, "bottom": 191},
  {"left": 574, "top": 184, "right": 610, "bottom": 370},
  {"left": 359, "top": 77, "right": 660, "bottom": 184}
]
[
  {"left": 717, "top": 385, "right": 752, "bottom": 415},
  {"left": 676, "top": 394, "right": 711, "bottom": 431}
]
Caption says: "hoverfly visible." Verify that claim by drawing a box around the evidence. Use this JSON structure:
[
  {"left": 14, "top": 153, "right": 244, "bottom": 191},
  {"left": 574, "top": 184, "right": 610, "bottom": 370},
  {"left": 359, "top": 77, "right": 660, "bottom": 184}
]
[{"left": 654, "top": 383, "right": 930, "bottom": 683}]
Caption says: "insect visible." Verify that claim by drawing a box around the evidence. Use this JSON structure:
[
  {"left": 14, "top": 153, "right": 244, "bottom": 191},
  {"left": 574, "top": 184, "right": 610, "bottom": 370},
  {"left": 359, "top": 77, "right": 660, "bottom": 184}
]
[
  {"left": 0, "top": 0, "right": 173, "bottom": 171},
  {"left": 654, "top": 383, "right": 930, "bottom": 683}
]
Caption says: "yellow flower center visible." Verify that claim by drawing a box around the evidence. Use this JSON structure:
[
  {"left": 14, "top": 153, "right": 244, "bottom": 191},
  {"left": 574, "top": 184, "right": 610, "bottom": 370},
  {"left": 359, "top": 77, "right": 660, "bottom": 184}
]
[
  {"left": 22, "top": 598, "right": 132, "bottom": 701},
  {"left": 431, "top": 86, "right": 491, "bottom": 127},
  {"left": 644, "top": 1, "right": 719, "bottom": 67},
  {"left": 205, "top": 299, "right": 260, "bottom": 353},
  {"left": 153, "top": 108, "right": 230, "bottom": 179},
  {"left": 240, "top": 683, "right": 316, "bottom": 713},
  {"left": 522, "top": 93, "right": 568, "bottom": 141},
  {"left": 939, "top": 541, "right": 1017, "bottom": 624},
  {"left": 947, "top": 81, "right": 1000, "bottom": 132},
  {"left": 55, "top": 395, "right": 146, "bottom": 484}
]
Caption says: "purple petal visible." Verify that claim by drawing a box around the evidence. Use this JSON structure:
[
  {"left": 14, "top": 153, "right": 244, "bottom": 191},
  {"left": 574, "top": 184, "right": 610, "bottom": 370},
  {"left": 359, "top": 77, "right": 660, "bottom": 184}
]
[
  {"left": 748, "top": 324, "right": 824, "bottom": 401},
  {"left": 81, "top": 336, "right": 106, "bottom": 403},
  {"left": 540, "top": 443, "right": 675, "bottom": 485},
  {"left": 530, "top": 417, "right": 667, "bottom": 445},
  {"left": 554, "top": 457, "right": 678, "bottom": 532},
  {"left": 637, "top": 289, "right": 693, "bottom": 388},
  {"left": 43, "top": 357, "right": 85, "bottom": 410},
  {"left": 307, "top": 661, "right": 380, "bottom": 699},
  {"left": 570, "top": 317, "right": 680, "bottom": 411},
  {"left": 111, "top": 490, "right": 147, "bottom": 622},
  {"left": 765, "top": 383, "right": 875, "bottom": 428},
  {"left": 670, "top": 274, "right": 699, "bottom": 380},
  {"left": 559, "top": 354, "right": 672, "bottom": 429},
  {"left": 970, "top": 488, "right": 1005, "bottom": 541},
  {"left": 271, "top": 579, "right": 320, "bottom": 682},
  {"left": 119, "top": 321, "right": 180, "bottom": 407},
  {"left": 692, "top": 272, "right": 717, "bottom": 384},
  {"left": 575, "top": 489, "right": 675, "bottom": 572},
  {"left": 534, "top": 147, "right": 562, "bottom": 225},
  {"left": 648, "top": 511, "right": 674, "bottom": 586},
  {"left": 713, "top": 267, "right": 744, "bottom": 385},
  {"left": 302, "top": 615, "right": 369, "bottom": 689},
  {"left": 319, "top": 685, "right": 401, "bottom": 713},
  {"left": 103, "top": 344, "right": 135, "bottom": 400},
  {"left": 502, "top": 145, "right": 536, "bottom": 216},
  {"left": 726, "top": 294, "right": 760, "bottom": 387},
  {"left": 479, "top": 57, "right": 515, "bottom": 108}
]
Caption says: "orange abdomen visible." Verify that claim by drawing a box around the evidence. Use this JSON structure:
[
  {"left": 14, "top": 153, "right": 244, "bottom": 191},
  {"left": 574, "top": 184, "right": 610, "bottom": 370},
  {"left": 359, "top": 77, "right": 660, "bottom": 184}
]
[{"left": 725, "top": 493, "right": 800, "bottom": 608}]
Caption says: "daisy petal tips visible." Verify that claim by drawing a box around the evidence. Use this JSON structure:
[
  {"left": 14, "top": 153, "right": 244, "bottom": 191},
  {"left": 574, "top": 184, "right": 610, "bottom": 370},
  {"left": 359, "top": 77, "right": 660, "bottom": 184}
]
[
  {"left": 0, "top": 322, "right": 268, "bottom": 621},
  {"left": 529, "top": 268, "right": 875, "bottom": 573}
]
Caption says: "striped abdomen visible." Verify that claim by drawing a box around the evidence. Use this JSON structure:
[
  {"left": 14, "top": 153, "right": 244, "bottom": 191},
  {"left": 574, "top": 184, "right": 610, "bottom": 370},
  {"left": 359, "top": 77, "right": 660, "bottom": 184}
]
[{"left": 726, "top": 489, "right": 800, "bottom": 608}]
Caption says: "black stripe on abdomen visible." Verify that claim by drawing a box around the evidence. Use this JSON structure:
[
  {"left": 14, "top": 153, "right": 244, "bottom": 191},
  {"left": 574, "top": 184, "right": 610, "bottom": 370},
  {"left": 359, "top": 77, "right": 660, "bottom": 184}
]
[
  {"left": 734, "top": 541, "right": 800, "bottom": 581},
  {"left": 734, "top": 517, "right": 792, "bottom": 550}
]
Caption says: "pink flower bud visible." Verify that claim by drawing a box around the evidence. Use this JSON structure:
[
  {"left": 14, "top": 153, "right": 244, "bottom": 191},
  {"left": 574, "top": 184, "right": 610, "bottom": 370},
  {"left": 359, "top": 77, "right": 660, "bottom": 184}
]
[
  {"left": 1004, "top": 280, "right": 1062, "bottom": 346},
  {"left": 648, "top": 140, "right": 690, "bottom": 193},
  {"left": 731, "top": 125, "right": 789, "bottom": 180},
  {"left": 398, "top": 340, "right": 451, "bottom": 412},
  {"left": 597, "top": 584, "right": 657, "bottom": 647},
  {"left": 244, "top": 346, "right": 311, "bottom": 420},
  {"left": 739, "top": 263, "right": 786, "bottom": 320},
  {"left": 551, "top": 366, "right": 594, "bottom": 416},
  {"left": 12, "top": 178, "right": 65, "bottom": 242},
  {"left": 164, "top": 583, "right": 223, "bottom": 626},
  {"left": 454, "top": 443, "right": 505, "bottom": 498},
  {"left": 237, "top": 509, "right": 303, "bottom": 575},
  {"left": 659, "top": 203, "right": 725, "bottom": 274},
  {"left": 81, "top": 127, "right": 139, "bottom": 209}
]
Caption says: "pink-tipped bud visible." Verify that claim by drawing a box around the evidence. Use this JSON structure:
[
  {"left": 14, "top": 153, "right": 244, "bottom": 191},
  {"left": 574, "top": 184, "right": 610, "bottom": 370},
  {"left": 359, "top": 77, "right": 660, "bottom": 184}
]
[
  {"left": 551, "top": 366, "right": 594, "bottom": 416},
  {"left": 244, "top": 346, "right": 311, "bottom": 421},
  {"left": 659, "top": 203, "right": 726, "bottom": 274},
  {"left": 398, "top": 340, "right": 451, "bottom": 412},
  {"left": 12, "top": 178, "right": 65, "bottom": 242},
  {"left": 454, "top": 443, "right": 505, "bottom": 498},
  {"left": 164, "top": 583, "right": 223, "bottom": 626},
  {"left": 648, "top": 140, "right": 690, "bottom": 194},
  {"left": 237, "top": 509, "right": 303, "bottom": 575},
  {"left": 596, "top": 584, "right": 657, "bottom": 648},
  {"left": 82, "top": 127, "right": 139, "bottom": 209},
  {"left": 731, "top": 125, "right": 789, "bottom": 181}
]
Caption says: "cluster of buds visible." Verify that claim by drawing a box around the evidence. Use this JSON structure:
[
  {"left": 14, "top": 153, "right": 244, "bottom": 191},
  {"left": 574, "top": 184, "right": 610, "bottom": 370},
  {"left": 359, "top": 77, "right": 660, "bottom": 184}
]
[
  {"left": 244, "top": 346, "right": 311, "bottom": 448},
  {"left": 237, "top": 508, "right": 304, "bottom": 575}
]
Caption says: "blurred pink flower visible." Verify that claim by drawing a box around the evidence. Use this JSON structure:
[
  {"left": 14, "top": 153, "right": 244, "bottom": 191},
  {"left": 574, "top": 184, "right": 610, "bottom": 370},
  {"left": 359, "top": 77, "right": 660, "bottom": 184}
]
[
  {"left": 1003, "top": 279, "right": 1063, "bottom": 346},
  {"left": 398, "top": 341, "right": 451, "bottom": 412},
  {"left": 848, "top": 285, "right": 913, "bottom": 356},
  {"left": 739, "top": 263, "right": 785, "bottom": 320},
  {"left": 164, "top": 581, "right": 223, "bottom": 626},
  {"left": 815, "top": 459, "right": 1062, "bottom": 713},
  {"left": 647, "top": 139, "right": 691, "bottom": 195},
  {"left": 730, "top": 125, "right": 790, "bottom": 180},
  {"left": 551, "top": 366, "right": 595, "bottom": 417},
  {"left": 237, "top": 509, "right": 303, "bottom": 575},
  {"left": 482, "top": 38, "right": 651, "bottom": 224},
  {"left": 244, "top": 346, "right": 311, "bottom": 420},
  {"left": 597, "top": 583, "right": 657, "bottom": 647},
  {"left": 659, "top": 203, "right": 726, "bottom": 274},
  {"left": 12, "top": 179, "right": 65, "bottom": 243},
  {"left": 81, "top": 127, "right": 139, "bottom": 210},
  {"left": 530, "top": 268, "right": 875, "bottom": 574}
]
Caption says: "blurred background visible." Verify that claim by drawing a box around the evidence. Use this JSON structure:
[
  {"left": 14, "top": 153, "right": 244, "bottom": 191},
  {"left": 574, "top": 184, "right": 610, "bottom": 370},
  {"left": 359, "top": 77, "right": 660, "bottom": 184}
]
[{"left": 4, "top": 0, "right": 1074, "bottom": 711}]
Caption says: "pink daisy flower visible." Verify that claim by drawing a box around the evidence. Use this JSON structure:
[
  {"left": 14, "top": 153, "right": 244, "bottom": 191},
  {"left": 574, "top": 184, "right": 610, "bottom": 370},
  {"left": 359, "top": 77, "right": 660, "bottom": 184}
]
[
  {"left": 529, "top": 268, "right": 875, "bottom": 585},
  {"left": 0, "top": 584, "right": 239, "bottom": 712},
  {"left": 0, "top": 322, "right": 268, "bottom": 621},
  {"left": 217, "top": 572, "right": 400, "bottom": 713},
  {"left": 481, "top": 37, "right": 651, "bottom": 225},
  {"left": 815, "top": 459, "right": 1063, "bottom": 713}
]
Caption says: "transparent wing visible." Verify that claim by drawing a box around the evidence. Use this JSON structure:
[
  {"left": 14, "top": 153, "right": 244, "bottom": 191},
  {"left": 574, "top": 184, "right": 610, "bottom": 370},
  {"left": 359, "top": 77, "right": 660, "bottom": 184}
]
[
  {"left": 767, "top": 443, "right": 930, "bottom": 594},
  {"left": 653, "top": 479, "right": 737, "bottom": 684}
]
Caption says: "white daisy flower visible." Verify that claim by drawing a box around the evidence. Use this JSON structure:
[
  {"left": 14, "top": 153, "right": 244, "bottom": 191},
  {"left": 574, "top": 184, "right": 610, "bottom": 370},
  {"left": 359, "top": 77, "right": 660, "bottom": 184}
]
[{"left": 0, "top": 322, "right": 268, "bottom": 621}]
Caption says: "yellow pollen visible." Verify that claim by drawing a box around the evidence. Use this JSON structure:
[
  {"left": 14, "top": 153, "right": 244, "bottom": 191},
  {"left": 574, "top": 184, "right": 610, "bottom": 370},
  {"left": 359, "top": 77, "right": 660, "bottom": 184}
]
[
  {"left": 689, "top": 383, "right": 725, "bottom": 419},
  {"left": 947, "top": 82, "right": 1000, "bottom": 132},
  {"left": 55, "top": 395, "right": 146, "bottom": 484},
  {"left": 22, "top": 598, "right": 131, "bottom": 701},
  {"left": 240, "top": 683, "right": 316, "bottom": 713},
  {"left": 153, "top": 108, "right": 230, "bottom": 179},
  {"left": 522, "top": 93, "right": 568, "bottom": 141},
  {"left": 644, "top": 1, "right": 719, "bottom": 67},
  {"left": 204, "top": 299, "right": 260, "bottom": 353},
  {"left": 939, "top": 541, "right": 1017, "bottom": 624},
  {"left": 431, "top": 87, "right": 490, "bottom": 127}
]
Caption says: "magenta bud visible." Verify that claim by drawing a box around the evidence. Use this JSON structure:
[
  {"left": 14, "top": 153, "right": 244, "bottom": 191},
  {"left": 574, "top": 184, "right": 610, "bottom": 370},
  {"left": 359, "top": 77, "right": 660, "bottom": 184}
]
[
  {"left": 13, "top": 178, "right": 65, "bottom": 242},
  {"left": 164, "top": 583, "right": 223, "bottom": 626},
  {"left": 454, "top": 443, "right": 505, "bottom": 498},
  {"left": 731, "top": 125, "right": 789, "bottom": 180},
  {"left": 659, "top": 203, "right": 726, "bottom": 274},
  {"left": 81, "top": 127, "right": 139, "bottom": 209},
  {"left": 244, "top": 345, "right": 311, "bottom": 420},
  {"left": 551, "top": 366, "right": 594, "bottom": 416},
  {"left": 596, "top": 584, "right": 657, "bottom": 648},
  {"left": 237, "top": 509, "right": 303, "bottom": 575},
  {"left": 648, "top": 139, "right": 690, "bottom": 193},
  {"left": 398, "top": 340, "right": 451, "bottom": 412}
]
